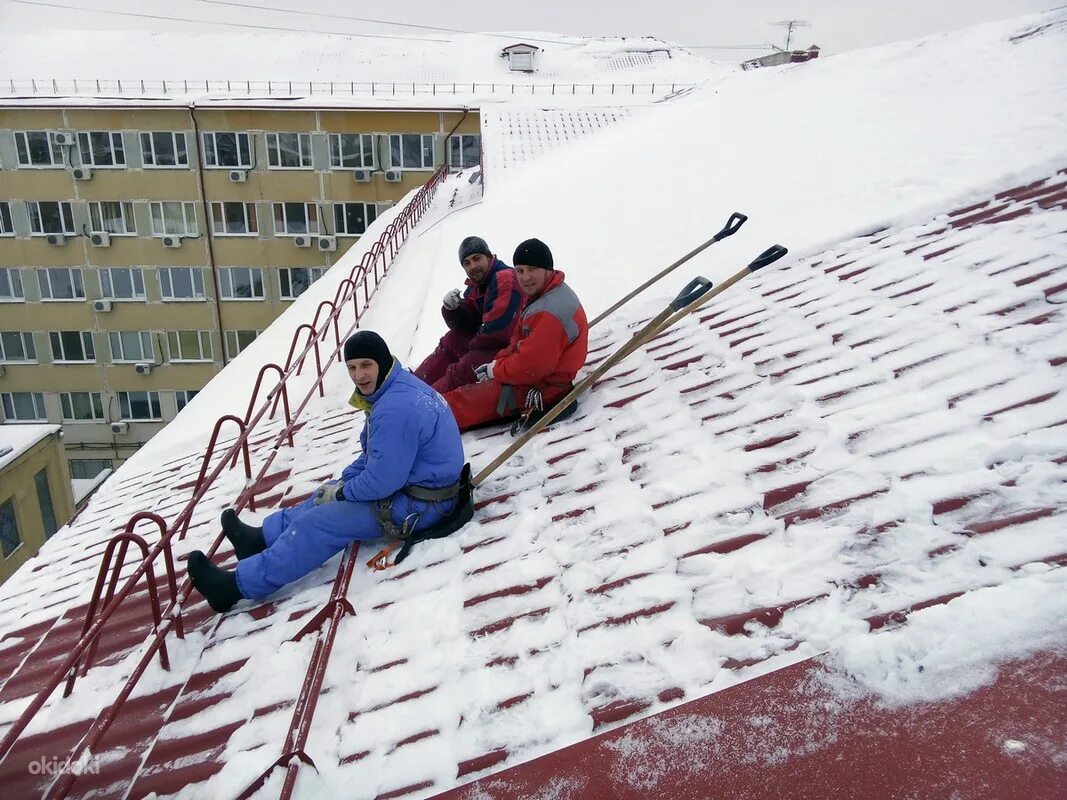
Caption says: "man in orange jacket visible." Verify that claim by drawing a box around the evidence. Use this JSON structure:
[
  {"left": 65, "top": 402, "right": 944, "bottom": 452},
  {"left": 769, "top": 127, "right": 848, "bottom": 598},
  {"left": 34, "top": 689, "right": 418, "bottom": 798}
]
[{"left": 444, "top": 238, "right": 588, "bottom": 431}]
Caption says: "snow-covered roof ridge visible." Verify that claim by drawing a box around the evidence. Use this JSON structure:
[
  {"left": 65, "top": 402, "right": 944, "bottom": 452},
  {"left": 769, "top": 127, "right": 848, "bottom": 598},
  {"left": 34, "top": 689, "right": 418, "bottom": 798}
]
[{"left": 0, "top": 424, "right": 60, "bottom": 471}]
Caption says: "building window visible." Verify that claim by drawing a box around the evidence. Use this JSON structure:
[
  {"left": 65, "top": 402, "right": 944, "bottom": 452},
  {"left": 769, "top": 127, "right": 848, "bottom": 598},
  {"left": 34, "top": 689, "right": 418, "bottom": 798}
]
[
  {"left": 201, "top": 131, "right": 252, "bottom": 168},
  {"left": 329, "top": 133, "right": 374, "bottom": 169},
  {"left": 34, "top": 469, "right": 59, "bottom": 539},
  {"left": 49, "top": 331, "right": 96, "bottom": 363},
  {"left": 1, "top": 392, "right": 46, "bottom": 422},
  {"left": 0, "top": 331, "right": 36, "bottom": 362},
  {"left": 70, "top": 459, "right": 112, "bottom": 479},
  {"left": 175, "top": 389, "right": 199, "bottom": 412},
  {"left": 333, "top": 203, "right": 377, "bottom": 237},
  {"left": 0, "top": 202, "right": 13, "bottom": 236},
  {"left": 167, "top": 330, "right": 213, "bottom": 362},
  {"left": 279, "top": 267, "right": 326, "bottom": 300},
  {"left": 449, "top": 134, "right": 481, "bottom": 168},
  {"left": 77, "top": 131, "right": 125, "bottom": 168},
  {"left": 140, "top": 131, "right": 188, "bottom": 168},
  {"left": 37, "top": 267, "right": 85, "bottom": 301},
  {"left": 211, "top": 202, "right": 258, "bottom": 236},
  {"left": 0, "top": 269, "right": 23, "bottom": 302},
  {"left": 0, "top": 499, "right": 20, "bottom": 558},
  {"left": 60, "top": 391, "right": 105, "bottom": 421},
  {"left": 118, "top": 390, "right": 162, "bottom": 421},
  {"left": 388, "top": 134, "right": 434, "bottom": 170},
  {"left": 15, "top": 131, "right": 63, "bottom": 167},
  {"left": 88, "top": 201, "right": 136, "bottom": 235},
  {"left": 28, "top": 201, "right": 76, "bottom": 236},
  {"left": 99, "top": 267, "right": 145, "bottom": 300},
  {"left": 149, "top": 202, "right": 198, "bottom": 237},
  {"left": 218, "top": 267, "right": 264, "bottom": 300},
  {"left": 158, "top": 267, "right": 205, "bottom": 301},
  {"left": 108, "top": 330, "right": 154, "bottom": 362},
  {"left": 272, "top": 203, "right": 318, "bottom": 236},
  {"left": 224, "top": 330, "right": 259, "bottom": 358},
  {"left": 267, "top": 132, "right": 312, "bottom": 169}
]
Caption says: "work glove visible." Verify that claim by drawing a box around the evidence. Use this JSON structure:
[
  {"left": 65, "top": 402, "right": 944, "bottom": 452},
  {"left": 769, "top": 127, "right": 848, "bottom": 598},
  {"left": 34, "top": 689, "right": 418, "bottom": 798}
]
[
  {"left": 442, "top": 289, "right": 463, "bottom": 310},
  {"left": 474, "top": 362, "right": 494, "bottom": 383},
  {"left": 313, "top": 479, "right": 345, "bottom": 506},
  {"left": 525, "top": 388, "right": 544, "bottom": 412}
]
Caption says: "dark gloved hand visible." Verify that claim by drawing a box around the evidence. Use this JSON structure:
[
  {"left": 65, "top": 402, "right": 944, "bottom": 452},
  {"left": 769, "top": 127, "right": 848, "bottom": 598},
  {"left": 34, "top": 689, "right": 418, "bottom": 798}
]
[
  {"left": 313, "top": 479, "right": 345, "bottom": 506},
  {"left": 525, "top": 388, "right": 544, "bottom": 412},
  {"left": 475, "top": 362, "right": 495, "bottom": 383}
]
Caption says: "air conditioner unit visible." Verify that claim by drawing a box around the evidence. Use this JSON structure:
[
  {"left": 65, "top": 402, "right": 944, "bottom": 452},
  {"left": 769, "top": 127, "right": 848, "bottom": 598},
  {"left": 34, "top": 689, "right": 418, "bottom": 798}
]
[
  {"left": 293, "top": 234, "right": 313, "bottom": 248},
  {"left": 161, "top": 235, "right": 182, "bottom": 248},
  {"left": 92, "top": 299, "right": 113, "bottom": 313},
  {"left": 384, "top": 170, "right": 402, "bottom": 182},
  {"left": 72, "top": 166, "right": 93, "bottom": 181},
  {"left": 353, "top": 169, "right": 373, "bottom": 183},
  {"left": 318, "top": 236, "right": 337, "bottom": 252},
  {"left": 134, "top": 362, "right": 154, "bottom": 375},
  {"left": 51, "top": 130, "right": 76, "bottom": 146},
  {"left": 90, "top": 231, "right": 111, "bottom": 247},
  {"left": 229, "top": 169, "right": 248, "bottom": 183},
  {"left": 110, "top": 421, "right": 129, "bottom": 435},
  {"left": 46, "top": 233, "right": 67, "bottom": 246}
]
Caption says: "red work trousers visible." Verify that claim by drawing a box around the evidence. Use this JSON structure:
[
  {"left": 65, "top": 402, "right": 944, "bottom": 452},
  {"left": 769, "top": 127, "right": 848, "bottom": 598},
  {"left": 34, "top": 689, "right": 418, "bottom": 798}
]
[
  {"left": 414, "top": 330, "right": 498, "bottom": 394},
  {"left": 444, "top": 380, "right": 570, "bottom": 432}
]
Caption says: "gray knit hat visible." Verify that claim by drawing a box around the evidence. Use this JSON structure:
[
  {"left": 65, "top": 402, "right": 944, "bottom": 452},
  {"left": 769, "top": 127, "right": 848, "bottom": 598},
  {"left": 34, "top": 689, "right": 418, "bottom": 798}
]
[{"left": 458, "top": 236, "right": 492, "bottom": 264}]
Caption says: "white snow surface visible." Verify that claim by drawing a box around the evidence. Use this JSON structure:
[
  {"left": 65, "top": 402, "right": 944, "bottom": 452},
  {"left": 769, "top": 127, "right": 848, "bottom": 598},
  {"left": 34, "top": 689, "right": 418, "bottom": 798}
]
[
  {"left": 1, "top": 10, "right": 1066, "bottom": 799},
  {"left": 0, "top": 424, "right": 60, "bottom": 471}
]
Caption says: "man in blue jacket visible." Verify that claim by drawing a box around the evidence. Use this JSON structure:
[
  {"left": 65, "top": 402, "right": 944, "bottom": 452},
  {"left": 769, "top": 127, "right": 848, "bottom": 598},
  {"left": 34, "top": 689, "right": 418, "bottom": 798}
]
[{"left": 187, "top": 330, "right": 465, "bottom": 613}]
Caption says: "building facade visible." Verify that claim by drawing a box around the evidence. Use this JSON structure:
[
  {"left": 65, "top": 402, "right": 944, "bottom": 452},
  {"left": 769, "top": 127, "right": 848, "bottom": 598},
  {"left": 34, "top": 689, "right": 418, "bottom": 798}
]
[{"left": 0, "top": 104, "right": 481, "bottom": 479}]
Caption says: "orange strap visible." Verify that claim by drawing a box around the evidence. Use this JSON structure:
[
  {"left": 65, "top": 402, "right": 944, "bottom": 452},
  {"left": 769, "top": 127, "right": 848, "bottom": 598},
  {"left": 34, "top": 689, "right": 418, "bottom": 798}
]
[{"left": 367, "top": 543, "right": 398, "bottom": 571}]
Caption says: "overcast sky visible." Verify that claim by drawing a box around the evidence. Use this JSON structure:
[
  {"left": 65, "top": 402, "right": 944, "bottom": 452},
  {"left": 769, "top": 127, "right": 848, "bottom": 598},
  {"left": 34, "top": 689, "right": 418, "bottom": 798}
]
[{"left": 0, "top": 0, "right": 1059, "bottom": 60}]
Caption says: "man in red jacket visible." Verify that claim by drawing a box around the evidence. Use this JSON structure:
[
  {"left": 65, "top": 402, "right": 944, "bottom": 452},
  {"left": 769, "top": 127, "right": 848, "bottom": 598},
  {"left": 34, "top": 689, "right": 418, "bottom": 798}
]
[
  {"left": 444, "top": 238, "right": 588, "bottom": 431},
  {"left": 414, "top": 236, "right": 524, "bottom": 393}
]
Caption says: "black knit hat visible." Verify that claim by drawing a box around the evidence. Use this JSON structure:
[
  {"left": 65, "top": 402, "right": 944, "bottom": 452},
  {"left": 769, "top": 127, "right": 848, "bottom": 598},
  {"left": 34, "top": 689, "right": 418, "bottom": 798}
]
[
  {"left": 343, "top": 331, "right": 392, "bottom": 391},
  {"left": 513, "top": 238, "right": 554, "bottom": 271},
  {"left": 458, "top": 235, "right": 492, "bottom": 264}
]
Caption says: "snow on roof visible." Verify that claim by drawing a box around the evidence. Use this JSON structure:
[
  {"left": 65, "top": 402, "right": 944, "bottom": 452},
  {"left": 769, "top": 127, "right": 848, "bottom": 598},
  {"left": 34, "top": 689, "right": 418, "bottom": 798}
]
[
  {"left": 0, "top": 424, "right": 60, "bottom": 472},
  {"left": 480, "top": 108, "right": 634, "bottom": 174},
  {"left": 0, "top": 8, "right": 1066, "bottom": 798}
]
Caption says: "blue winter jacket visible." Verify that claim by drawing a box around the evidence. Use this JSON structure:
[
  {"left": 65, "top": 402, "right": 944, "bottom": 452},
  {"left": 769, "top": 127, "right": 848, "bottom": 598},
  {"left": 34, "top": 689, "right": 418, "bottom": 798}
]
[{"left": 339, "top": 360, "right": 464, "bottom": 517}]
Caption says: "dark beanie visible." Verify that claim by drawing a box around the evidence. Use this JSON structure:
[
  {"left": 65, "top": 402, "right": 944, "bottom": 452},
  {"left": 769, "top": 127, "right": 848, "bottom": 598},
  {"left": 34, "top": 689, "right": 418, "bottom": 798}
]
[
  {"left": 458, "top": 235, "right": 492, "bottom": 264},
  {"left": 343, "top": 331, "right": 392, "bottom": 391},
  {"left": 513, "top": 238, "right": 554, "bottom": 270}
]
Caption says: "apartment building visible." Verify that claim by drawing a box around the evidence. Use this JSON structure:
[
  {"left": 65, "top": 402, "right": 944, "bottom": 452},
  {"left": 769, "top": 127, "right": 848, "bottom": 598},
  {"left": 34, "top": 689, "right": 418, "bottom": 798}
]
[{"left": 0, "top": 104, "right": 482, "bottom": 480}]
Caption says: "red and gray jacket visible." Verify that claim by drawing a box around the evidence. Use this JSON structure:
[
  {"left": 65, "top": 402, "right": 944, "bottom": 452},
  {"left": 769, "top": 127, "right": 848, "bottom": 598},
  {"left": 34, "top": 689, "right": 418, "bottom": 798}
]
[
  {"left": 493, "top": 270, "right": 589, "bottom": 388},
  {"left": 442, "top": 257, "right": 524, "bottom": 352}
]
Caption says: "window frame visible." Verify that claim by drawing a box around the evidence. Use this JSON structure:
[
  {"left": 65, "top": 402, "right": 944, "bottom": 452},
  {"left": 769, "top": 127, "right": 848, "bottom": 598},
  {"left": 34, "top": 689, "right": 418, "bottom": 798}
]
[
  {"left": 0, "top": 202, "right": 14, "bottom": 237},
  {"left": 140, "top": 131, "right": 189, "bottom": 169},
  {"left": 278, "top": 267, "right": 327, "bottom": 300},
  {"left": 88, "top": 201, "right": 137, "bottom": 236},
  {"left": 60, "top": 391, "right": 105, "bottom": 422},
  {"left": 49, "top": 330, "right": 96, "bottom": 363},
  {"left": 329, "top": 133, "right": 375, "bottom": 169},
  {"left": 34, "top": 469, "right": 59, "bottom": 539},
  {"left": 266, "top": 132, "right": 313, "bottom": 170},
  {"left": 77, "top": 131, "right": 126, "bottom": 168},
  {"left": 15, "top": 131, "right": 64, "bottom": 168},
  {"left": 0, "top": 268, "right": 24, "bottom": 302},
  {"left": 175, "top": 390, "right": 199, "bottom": 413},
  {"left": 158, "top": 267, "right": 206, "bottom": 302},
  {"left": 271, "top": 202, "right": 319, "bottom": 237},
  {"left": 37, "top": 267, "right": 85, "bottom": 302},
  {"left": 99, "top": 267, "right": 146, "bottom": 301},
  {"left": 448, "top": 134, "right": 482, "bottom": 168},
  {"left": 200, "top": 131, "right": 253, "bottom": 169},
  {"left": 0, "top": 331, "right": 37, "bottom": 363},
  {"left": 118, "top": 390, "right": 163, "bottom": 421},
  {"left": 149, "top": 201, "right": 198, "bottom": 237},
  {"left": 0, "top": 498, "right": 21, "bottom": 559},
  {"left": 166, "top": 330, "right": 214, "bottom": 362},
  {"left": 108, "top": 330, "right": 155, "bottom": 363},
  {"left": 218, "top": 267, "right": 265, "bottom": 300},
  {"left": 210, "top": 202, "right": 259, "bottom": 236},
  {"left": 27, "top": 201, "right": 76, "bottom": 236},
  {"left": 69, "top": 458, "right": 113, "bottom": 480},
  {"left": 1, "top": 392, "right": 47, "bottom": 422},
  {"left": 388, "top": 133, "right": 435, "bottom": 171},
  {"left": 333, "top": 202, "right": 378, "bottom": 237},
  {"left": 224, "top": 329, "right": 260, "bottom": 358}
]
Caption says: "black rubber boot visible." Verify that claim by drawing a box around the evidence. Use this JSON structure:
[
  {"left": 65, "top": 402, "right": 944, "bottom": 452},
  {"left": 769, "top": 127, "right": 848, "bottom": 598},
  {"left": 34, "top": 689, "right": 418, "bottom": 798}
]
[
  {"left": 221, "top": 508, "right": 266, "bottom": 560},
  {"left": 187, "top": 551, "right": 243, "bottom": 613}
]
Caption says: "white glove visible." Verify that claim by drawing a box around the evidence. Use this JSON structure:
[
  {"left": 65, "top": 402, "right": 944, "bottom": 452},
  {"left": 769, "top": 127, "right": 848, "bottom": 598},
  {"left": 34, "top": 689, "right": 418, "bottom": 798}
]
[
  {"left": 475, "top": 362, "right": 495, "bottom": 383},
  {"left": 443, "top": 289, "right": 462, "bottom": 310},
  {"left": 525, "top": 388, "right": 544, "bottom": 411},
  {"left": 313, "top": 479, "right": 344, "bottom": 506}
]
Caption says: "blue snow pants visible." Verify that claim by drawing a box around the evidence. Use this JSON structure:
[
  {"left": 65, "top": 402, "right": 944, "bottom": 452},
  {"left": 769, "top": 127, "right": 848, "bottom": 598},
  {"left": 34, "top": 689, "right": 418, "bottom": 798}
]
[{"left": 235, "top": 494, "right": 453, "bottom": 600}]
